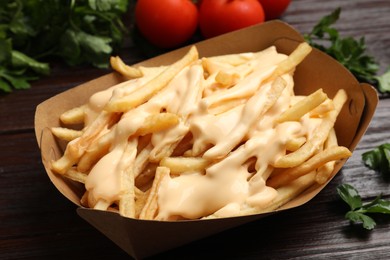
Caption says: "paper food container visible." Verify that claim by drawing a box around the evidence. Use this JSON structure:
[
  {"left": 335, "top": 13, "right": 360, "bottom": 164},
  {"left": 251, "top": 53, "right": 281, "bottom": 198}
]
[{"left": 35, "top": 20, "right": 378, "bottom": 259}]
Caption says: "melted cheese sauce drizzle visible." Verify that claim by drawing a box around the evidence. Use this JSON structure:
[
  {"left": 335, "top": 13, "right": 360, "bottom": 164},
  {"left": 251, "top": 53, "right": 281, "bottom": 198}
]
[{"left": 83, "top": 46, "right": 325, "bottom": 219}]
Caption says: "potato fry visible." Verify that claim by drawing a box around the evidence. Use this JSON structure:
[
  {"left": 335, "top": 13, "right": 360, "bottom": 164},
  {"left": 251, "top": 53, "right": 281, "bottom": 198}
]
[
  {"left": 60, "top": 105, "right": 86, "bottom": 125},
  {"left": 277, "top": 89, "right": 328, "bottom": 123},
  {"left": 52, "top": 112, "right": 118, "bottom": 174},
  {"left": 204, "top": 77, "right": 287, "bottom": 160},
  {"left": 135, "top": 188, "right": 149, "bottom": 218},
  {"left": 139, "top": 166, "right": 169, "bottom": 220},
  {"left": 267, "top": 146, "right": 351, "bottom": 188},
  {"left": 51, "top": 127, "right": 83, "bottom": 142},
  {"left": 136, "top": 113, "right": 180, "bottom": 136},
  {"left": 77, "top": 128, "right": 115, "bottom": 173},
  {"left": 285, "top": 137, "right": 306, "bottom": 152},
  {"left": 63, "top": 167, "right": 87, "bottom": 183},
  {"left": 315, "top": 128, "right": 338, "bottom": 184},
  {"left": 274, "top": 89, "right": 347, "bottom": 168},
  {"left": 110, "top": 56, "right": 143, "bottom": 79},
  {"left": 105, "top": 46, "right": 199, "bottom": 112},
  {"left": 267, "top": 42, "right": 312, "bottom": 81},
  {"left": 119, "top": 138, "right": 138, "bottom": 218},
  {"left": 94, "top": 199, "right": 110, "bottom": 211},
  {"left": 160, "top": 157, "right": 210, "bottom": 174}
]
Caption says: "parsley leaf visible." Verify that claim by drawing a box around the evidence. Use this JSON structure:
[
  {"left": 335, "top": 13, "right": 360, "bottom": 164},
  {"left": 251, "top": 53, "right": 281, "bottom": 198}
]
[
  {"left": 376, "top": 68, "right": 390, "bottom": 93},
  {"left": 304, "top": 8, "right": 389, "bottom": 93},
  {"left": 362, "top": 143, "right": 390, "bottom": 175},
  {"left": 337, "top": 184, "right": 390, "bottom": 230},
  {"left": 0, "top": 0, "right": 130, "bottom": 93}
]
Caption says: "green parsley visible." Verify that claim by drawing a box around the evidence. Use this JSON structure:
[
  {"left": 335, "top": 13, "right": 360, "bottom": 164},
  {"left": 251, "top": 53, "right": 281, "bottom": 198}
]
[
  {"left": 337, "top": 183, "right": 390, "bottom": 230},
  {"left": 362, "top": 143, "right": 390, "bottom": 175},
  {"left": 0, "top": 0, "right": 129, "bottom": 93},
  {"left": 304, "top": 8, "right": 390, "bottom": 94}
]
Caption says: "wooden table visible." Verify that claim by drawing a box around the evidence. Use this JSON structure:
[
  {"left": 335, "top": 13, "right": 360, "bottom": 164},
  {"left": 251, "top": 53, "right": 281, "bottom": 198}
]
[{"left": 1, "top": 0, "right": 389, "bottom": 259}]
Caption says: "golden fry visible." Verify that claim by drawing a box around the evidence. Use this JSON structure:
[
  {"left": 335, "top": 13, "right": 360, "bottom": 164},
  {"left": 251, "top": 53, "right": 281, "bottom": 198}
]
[
  {"left": 274, "top": 89, "right": 347, "bottom": 168},
  {"left": 51, "top": 127, "right": 83, "bottom": 142},
  {"left": 267, "top": 42, "right": 312, "bottom": 81},
  {"left": 160, "top": 157, "right": 210, "bottom": 174},
  {"left": 136, "top": 113, "right": 180, "bottom": 136},
  {"left": 277, "top": 89, "right": 328, "bottom": 123},
  {"left": 110, "top": 56, "right": 143, "bottom": 79},
  {"left": 105, "top": 46, "right": 199, "bottom": 112},
  {"left": 267, "top": 146, "right": 351, "bottom": 188},
  {"left": 60, "top": 105, "right": 86, "bottom": 125},
  {"left": 139, "top": 166, "right": 169, "bottom": 220}
]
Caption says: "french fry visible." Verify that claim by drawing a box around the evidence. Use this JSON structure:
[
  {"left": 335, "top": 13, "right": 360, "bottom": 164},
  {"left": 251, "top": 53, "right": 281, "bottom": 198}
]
[
  {"left": 160, "top": 157, "right": 210, "bottom": 174},
  {"left": 77, "top": 128, "right": 115, "bottom": 173},
  {"left": 315, "top": 128, "right": 338, "bottom": 184},
  {"left": 267, "top": 146, "right": 351, "bottom": 189},
  {"left": 110, "top": 56, "right": 143, "bottom": 79},
  {"left": 51, "top": 127, "right": 83, "bottom": 142},
  {"left": 119, "top": 138, "right": 138, "bottom": 218},
  {"left": 204, "top": 77, "right": 287, "bottom": 160},
  {"left": 277, "top": 88, "right": 328, "bottom": 123},
  {"left": 135, "top": 187, "right": 149, "bottom": 218},
  {"left": 60, "top": 105, "right": 86, "bottom": 125},
  {"left": 285, "top": 137, "right": 306, "bottom": 152},
  {"left": 52, "top": 111, "right": 118, "bottom": 174},
  {"left": 139, "top": 166, "right": 169, "bottom": 220},
  {"left": 94, "top": 199, "right": 110, "bottom": 211},
  {"left": 63, "top": 167, "right": 87, "bottom": 183},
  {"left": 267, "top": 42, "right": 312, "bottom": 81},
  {"left": 105, "top": 46, "right": 199, "bottom": 112},
  {"left": 274, "top": 89, "right": 348, "bottom": 168},
  {"left": 136, "top": 113, "right": 180, "bottom": 136}
]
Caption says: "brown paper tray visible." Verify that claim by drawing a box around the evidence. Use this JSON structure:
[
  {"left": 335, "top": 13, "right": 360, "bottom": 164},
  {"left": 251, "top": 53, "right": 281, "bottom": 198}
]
[{"left": 35, "top": 20, "right": 378, "bottom": 259}]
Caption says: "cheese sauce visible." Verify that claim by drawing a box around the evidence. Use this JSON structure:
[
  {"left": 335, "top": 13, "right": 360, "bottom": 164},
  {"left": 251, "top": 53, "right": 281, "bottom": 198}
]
[{"left": 83, "top": 46, "right": 324, "bottom": 219}]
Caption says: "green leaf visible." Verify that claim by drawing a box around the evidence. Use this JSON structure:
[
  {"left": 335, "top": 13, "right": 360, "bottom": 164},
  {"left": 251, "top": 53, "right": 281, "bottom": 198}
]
[
  {"left": 58, "top": 29, "right": 81, "bottom": 66},
  {"left": 375, "top": 68, "right": 390, "bottom": 93},
  {"left": 304, "top": 8, "right": 384, "bottom": 93},
  {"left": 0, "top": 38, "right": 12, "bottom": 64},
  {"left": 337, "top": 184, "right": 362, "bottom": 210},
  {"left": 1, "top": 72, "right": 31, "bottom": 90},
  {"left": 338, "top": 183, "right": 390, "bottom": 230},
  {"left": 76, "top": 30, "right": 112, "bottom": 68},
  {"left": 0, "top": 78, "right": 12, "bottom": 93},
  {"left": 11, "top": 50, "right": 50, "bottom": 75},
  {"left": 364, "top": 199, "right": 390, "bottom": 214},
  {"left": 88, "top": 0, "right": 129, "bottom": 13},
  {"left": 310, "top": 7, "right": 341, "bottom": 39},
  {"left": 362, "top": 143, "right": 390, "bottom": 175},
  {"left": 345, "top": 211, "right": 376, "bottom": 230}
]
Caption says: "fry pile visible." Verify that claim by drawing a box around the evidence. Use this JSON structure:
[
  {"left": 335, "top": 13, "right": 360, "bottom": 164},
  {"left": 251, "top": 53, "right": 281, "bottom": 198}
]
[{"left": 50, "top": 43, "right": 352, "bottom": 220}]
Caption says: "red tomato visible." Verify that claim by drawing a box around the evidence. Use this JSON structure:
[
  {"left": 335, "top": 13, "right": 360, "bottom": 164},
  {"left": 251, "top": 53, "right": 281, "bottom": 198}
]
[
  {"left": 135, "top": 0, "right": 198, "bottom": 49},
  {"left": 258, "top": 0, "right": 291, "bottom": 20},
  {"left": 198, "top": 0, "right": 265, "bottom": 39}
]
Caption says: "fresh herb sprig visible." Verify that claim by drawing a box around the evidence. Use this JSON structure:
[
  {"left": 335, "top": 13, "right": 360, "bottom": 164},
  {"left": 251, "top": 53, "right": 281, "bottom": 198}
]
[
  {"left": 0, "top": 0, "right": 130, "bottom": 93},
  {"left": 304, "top": 8, "right": 390, "bottom": 93},
  {"left": 337, "top": 183, "right": 390, "bottom": 230},
  {"left": 362, "top": 143, "right": 390, "bottom": 175}
]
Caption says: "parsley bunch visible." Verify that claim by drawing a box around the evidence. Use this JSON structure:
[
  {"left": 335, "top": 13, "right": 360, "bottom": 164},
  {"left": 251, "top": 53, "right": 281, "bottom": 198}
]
[
  {"left": 337, "top": 184, "right": 390, "bottom": 230},
  {"left": 338, "top": 144, "right": 390, "bottom": 230},
  {"left": 0, "top": 0, "right": 130, "bottom": 93},
  {"left": 304, "top": 8, "right": 390, "bottom": 93}
]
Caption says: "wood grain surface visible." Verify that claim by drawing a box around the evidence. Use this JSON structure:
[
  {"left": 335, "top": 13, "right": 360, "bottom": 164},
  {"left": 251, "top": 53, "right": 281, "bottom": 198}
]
[{"left": 1, "top": 0, "right": 389, "bottom": 259}]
